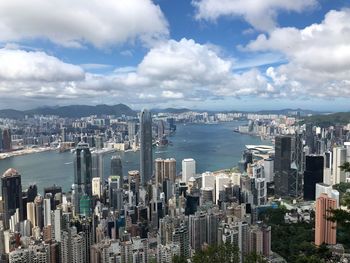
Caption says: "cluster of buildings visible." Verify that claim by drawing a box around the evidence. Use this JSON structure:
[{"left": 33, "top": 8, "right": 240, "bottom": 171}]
[{"left": 0, "top": 108, "right": 350, "bottom": 262}]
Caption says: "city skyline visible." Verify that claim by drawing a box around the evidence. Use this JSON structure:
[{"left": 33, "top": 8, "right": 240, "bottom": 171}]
[{"left": 0, "top": 1, "right": 349, "bottom": 111}]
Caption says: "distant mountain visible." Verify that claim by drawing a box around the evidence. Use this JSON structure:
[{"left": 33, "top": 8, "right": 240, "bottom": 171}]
[
  {"left": 254, "top": 108, "right": 322, "bottom": 116},
  {"left": 0, "top": 104, "right": 136, "bottom": 119}
]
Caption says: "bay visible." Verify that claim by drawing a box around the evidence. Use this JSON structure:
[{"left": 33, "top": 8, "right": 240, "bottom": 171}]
[{"left": 0, "top": 121, "right": 269, "bottom": 192}]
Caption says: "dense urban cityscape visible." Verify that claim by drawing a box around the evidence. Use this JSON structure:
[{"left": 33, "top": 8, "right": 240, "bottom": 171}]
[
  {"left": 0, "top": 0, "right": 350, "bottom": 262},
  {"left": 0, "top": 107, "right": 349, "bottom": 262}
]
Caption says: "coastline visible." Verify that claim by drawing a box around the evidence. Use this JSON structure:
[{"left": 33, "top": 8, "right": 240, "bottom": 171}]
[{"left": 0, "top": 147, "right": 54, "bottom": 160}]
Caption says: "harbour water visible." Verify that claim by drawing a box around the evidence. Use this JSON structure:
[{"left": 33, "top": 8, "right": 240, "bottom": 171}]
[{"left": 0, "top": 121, "right": 269, "bottom": 192}]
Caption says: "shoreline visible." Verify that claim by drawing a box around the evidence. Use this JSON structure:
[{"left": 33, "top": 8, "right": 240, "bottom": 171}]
[{"left": 0, "top": 147, "right": 54, "bottom": 160}]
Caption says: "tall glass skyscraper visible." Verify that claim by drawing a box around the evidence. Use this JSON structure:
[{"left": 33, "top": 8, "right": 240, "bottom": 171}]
[
  {"left": 72, "top": 142, "right": 92, "bottom": 215},
  {"left": 140, "top": 109, "right": 153, "bottom": 186},
  {"left": 1, "top": 168, "right": 23, "bottom": 229}
]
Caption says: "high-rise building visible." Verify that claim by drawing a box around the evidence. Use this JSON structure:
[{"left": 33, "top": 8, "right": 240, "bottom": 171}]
[
  {"left": 91, "top": 151, "right": 104, "bottom": 180},
  {"left": 182, "top": 158, "right": 196, "bottom": 183},
  {"left": 127, "top": 121, "right": 137, "bottom": 140},
  {"left": 323, "top": 151, "right": 332, "bottom": 185},
  {"left": 332, "top": 146, "right": 346, "bottom": 184},
  {"left": 315, "top": 193, "right": 337, "bottom": 246},
  {"left": 140, "top": 109, "right": 153, "bottom": 186},
  {"left": 34, "top": 195, "right": 44, "bottom": 229},
  {"left": 2, "top": 128, "right": 12, "bottom": 152},
  {"left": 92, "top": 177, "right": 101, "bottom": 198},
  {"left": 172, "top": 223, "right": 190, "bottom": 259},
  {"left": 155, "top": 158, "right": 165, "bottom": 186},
  {"left": 274, "top": 136, "right": 297, "bottom": 197},
  {"left": 1, "top": 168, "right": 23, "bottom": 229},
  {"left": 315, "top": 183, "right": 340, "bottom": 207},
  {"left": 164, "top": 158, "right": 176, "bottom": 183},
  {"left": 110, "top": 155, "right": 123, "bottom": 178},
  {"left": 72, "top": 142, "right": 92, "bottom": 215},
  {"left": 303, "top": 155, "right": 324, "bottom": 200}
]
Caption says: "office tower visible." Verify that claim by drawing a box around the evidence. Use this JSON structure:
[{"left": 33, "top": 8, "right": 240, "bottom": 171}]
[
  {"left": 92, "top": 177, "right": 101, "bottom": 198},
  {"left": 128, "top": 170, "right": 140, "bottom": 192},
  {"left": 274, "top": 136, "right": 295, "bottom": 197},
  {"left": 73, "top": 142, "right": 92, "bottom": 215},
  {"left": 91, "top": 151, "right": 104, "bottom": 180},
  {"left": 2, "top": 128, "right": 12, "bottom": 152},
  {"left": 43, "top": 198, "right": 51, "bottom": 227},
  {"left": 202, "top": 172, "right": 215, "bottom": 189},
  {"left": 108, "top": 176, "right": 123, "bottom": 211},
  {"left": 315, "top": 193, "right": 337, "bottom": 246},
  {"left": 305, "top": 123, "right": 315, "bottom": 154},
  {"left": 155, "top": 158, "right": 165, "bottom": 186},
  {"left": 164, "top": 158, "right": 176, "bottom": 183},
  {"left": 263, "top": 158, "right": 274, "bottom": 183},
  {"left": 206, "top": 212, "right": 219, "bottom": 245},
  {"left": 34, "top": 195, "right": 44, "bottom": 229},
  {"left": 26, "top": 202, "right": 36, "bottom": 229},
  {"left": 324, "top": 151, "right": 332, "bottom": 185},
  {"left": 111, "top": 155, "right": 123, "bottom": 178},
  {"left": 315, "top": 183, "right": 340, "bottom": 207},
  {"left": 215, "top": 174, "right": 230, "bottom": 204},
  {"left": 304, "top": 155, "right": 324, "bottom": 200},
  {"left": 140, "top": 109, "right": 153, "bottom": 186},
  {"left": 54, "top": 209, "right": 62, "bottom": 242},
  {"left": 1, "top": 168, "right": 23, "bottom": 229},
  {"left": 201, "top": 187, "right": 214, "bottom": 204},
  {"left": 182, "top": 158, "right": 196, "bottom": 183}
]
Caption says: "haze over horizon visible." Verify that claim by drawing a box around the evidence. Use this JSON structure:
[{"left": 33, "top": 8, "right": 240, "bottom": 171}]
[{"left": 0, "top": 0, "right": 349, "bottom": 111}]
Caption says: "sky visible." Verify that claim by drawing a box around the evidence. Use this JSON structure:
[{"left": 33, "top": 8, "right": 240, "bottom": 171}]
[{"left": 0, "top": 0, "right": 349, "bottom": 111}]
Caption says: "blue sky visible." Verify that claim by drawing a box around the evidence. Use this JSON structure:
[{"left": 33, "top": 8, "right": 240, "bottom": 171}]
[{"left": 0, "top": 0, "right": 349, "bottom": 111}]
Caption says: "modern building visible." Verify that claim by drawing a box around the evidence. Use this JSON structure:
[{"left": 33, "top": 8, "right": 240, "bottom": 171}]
[
  {"left": 110, "top": 155, "right": 123, "bottom": 178},
  {"left": 164, "top": 158, "right": 176, "bottom": 183},
  {"left": 2, "top": 128, "right": 12, "bottom": 152},
  {"left": 1, "top": 168, "right": 23, "bottom": 229},
  {"left": 140, "top": 109, "right": 153, "bottom": 186},
  {"left": 274, "top": 135, "right": 301, "bottom": 197},
  {"left": 72, "top": 142, "right": 92, "bottom": 215},
  {"left": 92, "top": 177, "right": 101, "bottom": 198},
  {"left": 304, "top": 155, "right": 324, "bottom": 200},
  {"left": 332, "top": 147, "right": 346, "bottom": 184},
  {"left": 182, "top": 158, "right": 196, "bottom": 183},
  {"left": 315, "top": 193, "right": 337, "bottom": 246}
]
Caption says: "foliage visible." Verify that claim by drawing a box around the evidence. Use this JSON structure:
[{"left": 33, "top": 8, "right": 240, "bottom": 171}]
[
  {"left": 173, "top": 243, "right": 267, "bottom": 263},
  {"left": 258, "top": 207, "right": 336, "bottom": 262}
]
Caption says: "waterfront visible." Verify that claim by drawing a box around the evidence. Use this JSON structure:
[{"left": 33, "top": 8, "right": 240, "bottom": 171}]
[{"left": 0, "top": 121, "right": 269, "bottom": 192}]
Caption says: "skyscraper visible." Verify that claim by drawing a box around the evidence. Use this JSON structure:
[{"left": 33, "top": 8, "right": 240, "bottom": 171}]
[
  {"left": 303, "top": 155, "right": 324, "bottom": 200},
  {"left": 72, "top": 142, "right": 92, "bottom": 215},
  {"left": 140, "top": 109, "right": 153, "bottom": 186},
  {"left": 315, "top": 193, "right": 337, "bottom": 246},
  {"left": 182, "top": 158, "right": 196, "bottom": 183},
  {"left": 274, "top": 135, "right": 301, "bottom": 197},
  {"left": 1, "top": 168, "right": 23, "bottom": 229},
  {"left": 164, "top": 158, "right": 176, "bottom": 183},
  {"left": 332, "top": 146, "right": 346, "bottom": 184},
  {"left": 110, "top": 155, "right": 123, "bottom": 178},
  {"left": 2, "top": 128, "right": 12, "bottom": 152}
]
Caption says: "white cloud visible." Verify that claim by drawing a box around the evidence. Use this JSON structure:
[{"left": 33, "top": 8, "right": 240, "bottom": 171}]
[
  {"left": 192, "top": 0, "right": 317, "bottom": 31},
  {"left": 0, "top": 39, "right": 276, "bottom": 108},
  {"left": 246, "top": 9, "right": 350, "bottom": 98},
  {"left": 0, "top": 0, "right": 168, "bottom": 48},
  {"left": 0, "top": 49, "right": 84, "bottom": 81}
]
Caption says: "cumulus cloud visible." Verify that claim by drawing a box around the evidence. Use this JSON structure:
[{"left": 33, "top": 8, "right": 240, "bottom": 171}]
[
  {"left": 0, "top": 39, "right": 276, "bottom": 108},
  {"left": 192, "top": 0, "right": 317, "bottom": 31},
  {"left": 0, "top": 0, "right": 168, "bottom": 48},
  {"left": 246, "top": 9, "right": 350, "bottom": 98},
  {"left": 0, "top": 49, "right": 84, "bottom": 81}
]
